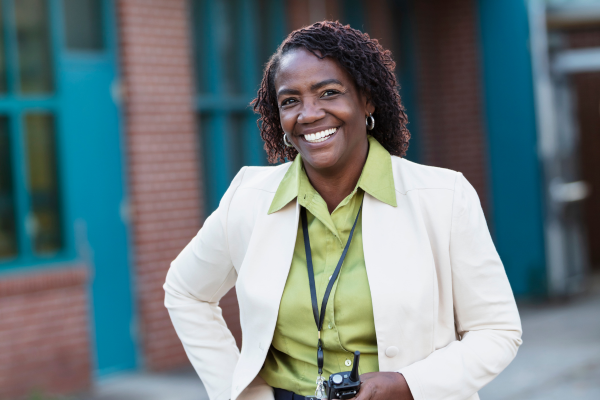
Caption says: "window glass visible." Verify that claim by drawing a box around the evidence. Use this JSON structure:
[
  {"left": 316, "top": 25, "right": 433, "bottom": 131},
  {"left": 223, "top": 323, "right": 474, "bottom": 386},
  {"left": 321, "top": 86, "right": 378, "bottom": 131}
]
[
  {"left": 256, "top": 0, "right": 283, "bottom": 73},
  {"left": 63, "top": 0, "right": 104, "bottom": 51},
  {"left": 197, "top": 112, "right": 215, "bottom": 211},
  {"left": 215, "top": 0, "right": 243, "bottom": 95},
  {"left": 228, "top": 112, "right": 246, "bottom": 173},
  {"left": 15, "top": 0, "right": 54, "bottom": 94},
  {"left": 197, "top": 111, "right": 249, "bottom": 214},
  {"left": 191, "top": 0, "right": 209, "bottom": 94},
  {"left": 192, "top": 0, "right": 243, "bottom": 95},
  {"left": 0, "top": 116, "right": 17, "bottom": 258},
  {"left": 257, "top": 0, "right": 270, "bottom": 67},
  {"left": 0, "top": 3, "right": 7, "bottom": 94},
  {"left": 25, "top": 114, "right": 62, "bottom": 254}
]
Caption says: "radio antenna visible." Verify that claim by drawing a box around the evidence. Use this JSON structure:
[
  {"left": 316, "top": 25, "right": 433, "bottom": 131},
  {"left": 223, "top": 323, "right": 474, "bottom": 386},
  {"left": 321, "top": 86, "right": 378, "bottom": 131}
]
[{"left": 349, "top": 351, "right": 360, "bottom": 382}]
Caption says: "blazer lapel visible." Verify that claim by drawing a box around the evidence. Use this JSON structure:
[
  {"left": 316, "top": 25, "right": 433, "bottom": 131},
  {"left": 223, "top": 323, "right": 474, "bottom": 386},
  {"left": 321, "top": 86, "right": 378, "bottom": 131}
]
[
  {"left": 232, "top": 199, "right": 300, "bottom": 398},
  {"left": 362, "top": 189, "right": 436, "bottom": 371}
]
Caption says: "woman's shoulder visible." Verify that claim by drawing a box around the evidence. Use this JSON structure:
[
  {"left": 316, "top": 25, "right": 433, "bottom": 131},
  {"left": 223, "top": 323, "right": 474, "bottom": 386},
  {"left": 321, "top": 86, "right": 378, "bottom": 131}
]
[
  {"left": 233, "top": 162, "right": 293, "bottom": 194},
  {"left": 390, "top": 156, "right": 462, "bottom": 194}
]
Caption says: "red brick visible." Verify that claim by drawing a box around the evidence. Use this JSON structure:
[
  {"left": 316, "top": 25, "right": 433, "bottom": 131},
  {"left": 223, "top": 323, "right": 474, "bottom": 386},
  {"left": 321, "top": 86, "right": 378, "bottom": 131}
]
[
  {"left": 0, "top": 266, "right": 91, "bottom": 399},
  {"left": 414, "top": 0, "right": 489, "bottom": 209},
  {"left": 118, "top": 0, "right": 200, "bottom": 371}
]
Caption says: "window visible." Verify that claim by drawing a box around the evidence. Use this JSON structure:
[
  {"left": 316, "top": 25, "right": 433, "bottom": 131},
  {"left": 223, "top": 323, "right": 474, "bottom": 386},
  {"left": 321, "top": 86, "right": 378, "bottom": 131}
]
[
  {"left": 15, "top": 0, "right": 54, "bottom": 94},
  {"left": 0, "top": 117, "right": 16, "bottom": 258},
  {"left": 63, "top": 0, "right": 104, "bottom": 51},
  {"left": 190, "top": 0, "right": 287, "bottom": 214},
  {"left": 24, "top": 114, "right": 61, "bottom": 254},
  {"left": 0, "top": 1, "right": 63, "bottom": 263}
]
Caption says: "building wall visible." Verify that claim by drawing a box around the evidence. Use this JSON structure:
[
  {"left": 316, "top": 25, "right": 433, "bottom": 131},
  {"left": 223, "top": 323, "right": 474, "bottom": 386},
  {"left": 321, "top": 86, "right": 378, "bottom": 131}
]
[
  {"left": 413, "top": 0, "right": 489, "bottom": 209},
  {"left": 567, "top": 28, "right": 600, "bottom": 270},
  {"left": 0, "top": 266, "right": 91, "bottom": 399},
  {"left": 287, "top": 0, "right": 341, "bottom": 31},
  {"left": 0, "top": 2, "right": 557, "bottom": 398},
  {"left": 118, "top": 0, "right": 202, "bottom": 370}
]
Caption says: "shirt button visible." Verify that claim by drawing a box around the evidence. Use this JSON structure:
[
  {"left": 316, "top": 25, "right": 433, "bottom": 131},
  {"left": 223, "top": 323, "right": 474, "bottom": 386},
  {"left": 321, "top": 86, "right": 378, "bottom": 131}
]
[{"left": 345, "top": 359, "right": 352, "bottom": 367}]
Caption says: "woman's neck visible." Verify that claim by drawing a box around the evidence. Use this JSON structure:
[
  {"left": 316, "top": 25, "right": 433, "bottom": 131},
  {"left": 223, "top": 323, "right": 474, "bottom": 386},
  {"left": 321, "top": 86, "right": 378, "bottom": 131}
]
[{"left": 303, "top": 143, "right": 369, "bottom": 214}]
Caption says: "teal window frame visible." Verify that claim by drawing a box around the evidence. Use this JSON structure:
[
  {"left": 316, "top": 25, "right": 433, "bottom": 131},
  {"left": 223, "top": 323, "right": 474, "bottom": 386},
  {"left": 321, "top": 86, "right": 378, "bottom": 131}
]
[
  {"left": 0, "top": 0, "right": 76, "bottom": 269},
  {"left": 191, "top": 0, "right": 286, "bottom": 214},
  {"left": 190, "top": 0, "right": 421, "bottom": 214}
]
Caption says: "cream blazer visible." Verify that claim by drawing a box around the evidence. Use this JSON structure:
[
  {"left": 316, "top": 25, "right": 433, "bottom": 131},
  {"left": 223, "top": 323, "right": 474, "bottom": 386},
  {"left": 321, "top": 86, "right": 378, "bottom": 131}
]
[{"left": 164, "top": 157, "right": 522, "bottom": 400}]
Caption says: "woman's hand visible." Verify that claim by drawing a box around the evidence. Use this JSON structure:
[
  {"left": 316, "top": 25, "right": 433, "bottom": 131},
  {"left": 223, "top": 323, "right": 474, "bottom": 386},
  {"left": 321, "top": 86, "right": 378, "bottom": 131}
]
[{"left": 351, "top": 372, "right": 413, "bottom": 400}]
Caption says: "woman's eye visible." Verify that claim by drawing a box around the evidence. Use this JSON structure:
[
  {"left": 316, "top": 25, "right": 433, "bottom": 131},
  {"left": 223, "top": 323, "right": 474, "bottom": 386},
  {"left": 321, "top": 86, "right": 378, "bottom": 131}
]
[
  {"left": 322, "top": 89, "right": 339, "bottom": 97},
  {"left": 281, "top": 98, "right": 297, "bottom": 107}
]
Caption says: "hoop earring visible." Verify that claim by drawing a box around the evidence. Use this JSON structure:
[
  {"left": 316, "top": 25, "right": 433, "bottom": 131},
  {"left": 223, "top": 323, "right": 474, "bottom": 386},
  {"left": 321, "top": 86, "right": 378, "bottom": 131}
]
[
  {"left": 366, "top": 113, "right": 375, "bottom": 131},
  {"left": 283, "top": 133, "right": 293, "bottom": 147}
]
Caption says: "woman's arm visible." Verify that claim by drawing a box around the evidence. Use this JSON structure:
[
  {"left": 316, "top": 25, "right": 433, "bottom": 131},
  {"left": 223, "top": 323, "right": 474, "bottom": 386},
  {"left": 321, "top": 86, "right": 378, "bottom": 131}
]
[
  {"left": 164, "top": 168, "right": 246, "bottom": 400},
  {"left": 398, "top": 172, "right": 523, "bottom": 400}
]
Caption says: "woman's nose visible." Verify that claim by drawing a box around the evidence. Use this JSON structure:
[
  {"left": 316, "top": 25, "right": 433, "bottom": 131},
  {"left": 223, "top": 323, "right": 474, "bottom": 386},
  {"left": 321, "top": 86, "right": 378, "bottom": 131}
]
[{"left": 297, "top": 98, "right": 326, "bottom": 124}]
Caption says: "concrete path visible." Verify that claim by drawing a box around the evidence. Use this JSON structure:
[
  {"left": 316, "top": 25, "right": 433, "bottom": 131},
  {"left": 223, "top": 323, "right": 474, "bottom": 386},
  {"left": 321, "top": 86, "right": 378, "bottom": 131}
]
[
  {"left": 479, "top": 291, "right": 600, "bottom": 400},
  {"left": 85, "top": 291, "right": 600, "bottom": 400},
  {"left": 83, "top": 369, "right": 207, "bottom": 400}
]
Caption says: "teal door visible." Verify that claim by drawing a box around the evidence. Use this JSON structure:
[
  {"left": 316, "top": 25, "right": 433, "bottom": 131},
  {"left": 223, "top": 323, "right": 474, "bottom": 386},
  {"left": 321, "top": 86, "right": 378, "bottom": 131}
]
[
  {"left": 59, "top": 0, "right": 137, "bottom": 375},
  {"left": 0, "top": 0, "right": 136, "bottom": 376}
]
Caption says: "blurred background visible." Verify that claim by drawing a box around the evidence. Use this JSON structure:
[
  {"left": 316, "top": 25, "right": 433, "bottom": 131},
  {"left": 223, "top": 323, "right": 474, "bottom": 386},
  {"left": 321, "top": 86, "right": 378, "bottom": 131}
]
[{"left": 0, "top": 0, "right": 598, "bottom": 399}]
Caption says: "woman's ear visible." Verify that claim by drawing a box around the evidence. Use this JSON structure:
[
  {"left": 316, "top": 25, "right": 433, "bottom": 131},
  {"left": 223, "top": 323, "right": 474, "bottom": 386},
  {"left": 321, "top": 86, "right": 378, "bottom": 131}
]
[
  {"left": 365, "top": 98, "right": 375, "bottom": 116},
  {"left": 361, "top": 90, "right": 375, "bottom": 115}
]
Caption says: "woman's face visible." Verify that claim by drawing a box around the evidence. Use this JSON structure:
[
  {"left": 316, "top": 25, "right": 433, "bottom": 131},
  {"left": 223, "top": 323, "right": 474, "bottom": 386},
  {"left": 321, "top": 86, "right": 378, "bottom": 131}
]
[{"left": 275, "top": 48, "right": 374, "bottom": 173}]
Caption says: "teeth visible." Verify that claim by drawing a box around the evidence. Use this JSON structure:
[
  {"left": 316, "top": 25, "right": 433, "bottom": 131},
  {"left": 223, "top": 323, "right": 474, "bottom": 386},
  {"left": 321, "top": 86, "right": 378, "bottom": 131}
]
[{"left": 305, "top": 128, "right": 337, "bottom": 143}]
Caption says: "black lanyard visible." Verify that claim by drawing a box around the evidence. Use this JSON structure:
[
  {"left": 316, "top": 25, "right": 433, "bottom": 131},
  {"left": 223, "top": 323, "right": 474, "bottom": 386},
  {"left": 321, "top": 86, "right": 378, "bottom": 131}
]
[{"left": 300, "top": 201, "right": 363, "bottom": 375}]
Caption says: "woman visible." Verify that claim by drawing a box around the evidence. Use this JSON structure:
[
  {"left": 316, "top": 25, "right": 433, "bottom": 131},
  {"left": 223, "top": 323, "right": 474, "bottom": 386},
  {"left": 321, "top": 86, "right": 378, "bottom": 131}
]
[{"left": 164, "top": 21, "right": 522, "bottom": 400}]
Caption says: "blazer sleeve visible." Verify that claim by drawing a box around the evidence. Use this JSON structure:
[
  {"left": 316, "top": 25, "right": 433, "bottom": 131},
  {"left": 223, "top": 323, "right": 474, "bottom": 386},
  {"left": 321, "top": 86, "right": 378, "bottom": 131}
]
[
  {"left": 399, "top": 172, "right": 523, "bottom": 400},
  {"left": 164, "top": 167, "right": 245, "bottom": 400}
]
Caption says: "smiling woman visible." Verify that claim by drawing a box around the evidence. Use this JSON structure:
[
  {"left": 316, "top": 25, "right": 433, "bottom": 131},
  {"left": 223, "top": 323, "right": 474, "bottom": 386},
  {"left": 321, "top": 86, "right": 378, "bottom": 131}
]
[
  {"left": 274, "top": 47, "right": 373, "bottom": 213},
  {"left": 165, "top": 21, "right": 522, "bottom": 400},
  {"left": 254, "top": 22, "right": 410, "bottom": 166}
]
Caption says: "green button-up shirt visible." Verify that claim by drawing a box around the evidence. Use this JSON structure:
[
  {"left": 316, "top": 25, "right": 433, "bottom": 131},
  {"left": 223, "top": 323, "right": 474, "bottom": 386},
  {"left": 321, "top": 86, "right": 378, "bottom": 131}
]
[{"left": 259, "top": 136, "right": 397, "bottom": 396}]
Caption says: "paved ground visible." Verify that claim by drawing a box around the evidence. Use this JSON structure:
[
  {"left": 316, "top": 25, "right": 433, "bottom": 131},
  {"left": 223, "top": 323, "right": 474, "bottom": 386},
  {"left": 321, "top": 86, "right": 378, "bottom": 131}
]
[
  {"left": 479, "top": 289, "right": 600, "bottom": 400},
  {"left": 82, "top": 369, "right": 207, "bottom": 400},
  {"left": 84, "top": 288, "right": 600, "bottom": 400}
]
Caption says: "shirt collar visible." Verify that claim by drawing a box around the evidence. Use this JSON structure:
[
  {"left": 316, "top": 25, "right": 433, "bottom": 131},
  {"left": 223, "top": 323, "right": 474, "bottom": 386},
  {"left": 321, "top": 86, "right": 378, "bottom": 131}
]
[{"left": 267, "top": 135, "right": 397, "bottom": 214}]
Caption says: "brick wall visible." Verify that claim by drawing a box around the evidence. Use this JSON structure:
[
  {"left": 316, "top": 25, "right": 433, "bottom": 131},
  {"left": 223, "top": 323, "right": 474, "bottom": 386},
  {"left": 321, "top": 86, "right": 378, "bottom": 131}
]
[
  {"left": 287, "top": 0, "right": 341, "bottom": 31},
  {"left": 118, "top": 0, "right": 203, "bottom": 370},
  {"left": 365, "top": 0, "right": 394, "bottom": 51},
  {"left": 413, "top": 0, "right": 489, "bottom": 208},
  {"left": 0, "top": 266, "right": 90, "bottom": 399}
]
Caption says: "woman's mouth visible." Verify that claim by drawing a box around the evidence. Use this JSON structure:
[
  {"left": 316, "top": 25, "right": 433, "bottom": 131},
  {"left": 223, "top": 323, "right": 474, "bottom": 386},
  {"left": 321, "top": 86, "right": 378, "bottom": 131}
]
[{"left": 303, "top": 127, "right": 338, "bottom": 143}]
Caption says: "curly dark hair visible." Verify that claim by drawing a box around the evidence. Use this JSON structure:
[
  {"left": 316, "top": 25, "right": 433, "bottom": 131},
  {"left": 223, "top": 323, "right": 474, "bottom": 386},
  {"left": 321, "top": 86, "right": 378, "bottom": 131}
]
[{"left": 252, "top": 20, "right": 410, "bottom": 164}]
